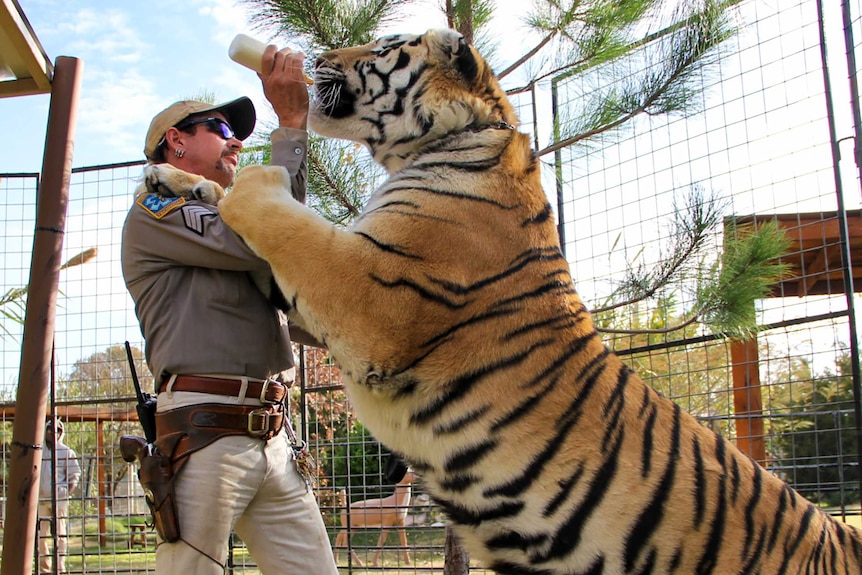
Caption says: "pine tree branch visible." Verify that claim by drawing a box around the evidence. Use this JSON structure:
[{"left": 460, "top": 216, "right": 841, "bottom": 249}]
[
  {"left": 537, "top": 0, "right": 734, "bottom": 157},
  {"left": 597, "top": 308, "right": 702, "bottom": 335},
  {"left": 595, "top": 220, "right": 790, "bottom": 338},
  {"left": 497, "top": 31, "right": 557, "bottom": 80},
  {"left": 594, "top": 187, "right": 722, "bottom": 314},
  {"left": 309, "top": 151, "right": 361, "bottom": 218}
]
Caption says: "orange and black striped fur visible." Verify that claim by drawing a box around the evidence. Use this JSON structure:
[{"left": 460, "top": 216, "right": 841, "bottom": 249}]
[{"left": 209, "top": 28, "right": 862, "bottom": 574}]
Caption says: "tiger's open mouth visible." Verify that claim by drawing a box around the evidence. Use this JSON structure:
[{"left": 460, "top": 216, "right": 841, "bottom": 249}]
[{"left": 311, "top": 64, "right": 355, "bottom": 119}]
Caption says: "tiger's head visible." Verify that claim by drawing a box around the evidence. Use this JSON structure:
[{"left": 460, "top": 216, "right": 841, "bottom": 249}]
[{"left": 310, "top": 28, "right": 519, "bottom": 172}]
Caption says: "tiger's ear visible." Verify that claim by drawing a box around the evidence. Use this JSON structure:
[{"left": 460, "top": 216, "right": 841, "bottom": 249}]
[
  {"left": 453, "top": 36, "right": 479, "bottom": 83},
  {"left": 434, "top": 28, "right": 479, "bottom": 83}
]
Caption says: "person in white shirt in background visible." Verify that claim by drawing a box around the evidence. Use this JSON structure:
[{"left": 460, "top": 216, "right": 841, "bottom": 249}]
[{"left": 39, "top": 417, "right": 81, "bottom": 574}]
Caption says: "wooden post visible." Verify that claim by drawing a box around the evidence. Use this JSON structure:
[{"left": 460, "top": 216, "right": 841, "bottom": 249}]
[
  {"left": 1, "top": 55, "right": 81, "bottom": 575},
  {"left": 444, "top": 525, "right": 470, "bottom": 575},
  {"left": 97, "top": 421, "right": 107, "bottom": 546},
  {"left": 730, "top": 337, "right": 767, "bottom": 465}
]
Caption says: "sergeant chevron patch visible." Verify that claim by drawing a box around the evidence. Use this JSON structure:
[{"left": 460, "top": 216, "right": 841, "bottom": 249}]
[{"left": 181, "top": 204, "right": 217, "bottom": 235}]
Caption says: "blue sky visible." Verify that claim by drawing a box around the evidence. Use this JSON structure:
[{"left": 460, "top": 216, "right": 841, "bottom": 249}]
[{"left": 1, "top": 0, "right": 453, "bottom": 174}]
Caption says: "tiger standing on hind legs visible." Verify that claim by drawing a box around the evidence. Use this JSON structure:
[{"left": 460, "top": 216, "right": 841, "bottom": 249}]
[{"left": 147, "top": 28, "right": 862, "bottom": 575}]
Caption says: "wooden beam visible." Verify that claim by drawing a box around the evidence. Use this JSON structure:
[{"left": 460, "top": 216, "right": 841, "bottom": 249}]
[
  {"left": 0, "top": 77, "right": 43, "bottom": 97},
  {"left": 730, "top": 338, "right": 766, "bottom": 465}
]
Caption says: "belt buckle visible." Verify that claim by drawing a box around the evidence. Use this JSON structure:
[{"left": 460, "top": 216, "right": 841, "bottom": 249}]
[
  {"left": 259, "top": 378, "right": 282, "bottom": 405},
  {"left": 247, "top": 408, "right": 271, "bottom": 437}
]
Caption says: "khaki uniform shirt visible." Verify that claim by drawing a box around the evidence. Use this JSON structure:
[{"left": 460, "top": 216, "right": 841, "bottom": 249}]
[{"left": 121, "top": 128, "right": 308, "bottom": 385}]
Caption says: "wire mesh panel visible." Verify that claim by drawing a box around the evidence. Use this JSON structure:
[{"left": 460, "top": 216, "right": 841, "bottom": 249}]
[
  {"left": 0, "top": 171, "right": 38, "bottom": 566},
  {"left": 551, "top": 0, "right": 861, "bottom": 522},
  {"left": 1, "top": 0, "right": 862, "bottom": 573},
  {"left": 0, "top": 163, "right": 157, "bottom": 574},
  {"left": 302, "top": 347, "right": 495, "bottom": 573},
  {"left": 57, "top": 162, "right": 154, "bottom": 574}
]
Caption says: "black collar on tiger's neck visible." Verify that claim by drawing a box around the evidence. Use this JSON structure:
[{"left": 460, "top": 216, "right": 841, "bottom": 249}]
[
  {"left": 424, "top": 120, "right": 518, "bottom": 157},
  {"left": 456, "top": 120, "right": 516, "bottom": 135},
  {"left": 470, "top": 120, "right": 514, "bottom": 131}
]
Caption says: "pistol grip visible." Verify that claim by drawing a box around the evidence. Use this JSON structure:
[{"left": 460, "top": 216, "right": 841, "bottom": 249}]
[{"left": 120, "top": 435, "right": 148, "bottom": 463}]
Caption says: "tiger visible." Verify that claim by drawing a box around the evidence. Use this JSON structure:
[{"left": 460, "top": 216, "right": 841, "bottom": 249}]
[{"left": 148, "top": 28, "right": 862, "bottom": 575}]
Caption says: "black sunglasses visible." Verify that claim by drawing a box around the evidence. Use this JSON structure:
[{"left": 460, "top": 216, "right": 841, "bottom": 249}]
[{"left": 175, "top": 117, "right": 236, "bottom": 140}]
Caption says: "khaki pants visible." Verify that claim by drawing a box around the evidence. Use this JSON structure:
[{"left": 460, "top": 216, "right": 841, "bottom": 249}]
[
  {"left": 155, "top": 429, "right": 338, "bottom": 574},
  {"left": 38, "top": 498, "right": 69, "bottom": 573}
]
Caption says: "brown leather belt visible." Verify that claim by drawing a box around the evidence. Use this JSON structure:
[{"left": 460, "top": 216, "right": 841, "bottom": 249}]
[
  {"left": 155, "top": 403, "right": 285, "bottom": 461},
  {"left": 159, "top": 375, "right": 286, "bottom": 404}
]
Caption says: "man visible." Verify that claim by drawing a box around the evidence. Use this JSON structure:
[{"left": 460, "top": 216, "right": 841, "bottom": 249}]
[
  {"left": 121, "top": 45, "right": 337, "bottom": 574},
  {"left": 39, "top": 418, "right": 81, "bottom": 574}
]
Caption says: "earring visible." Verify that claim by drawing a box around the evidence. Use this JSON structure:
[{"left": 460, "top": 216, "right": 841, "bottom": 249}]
[{"left": 175, "top": 148, "right": 185, "bottom": 158}]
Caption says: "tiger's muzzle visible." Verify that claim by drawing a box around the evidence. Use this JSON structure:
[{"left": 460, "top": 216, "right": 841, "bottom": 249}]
[{"left": 311, "top": 61, "right": 355, "bottom": 119}]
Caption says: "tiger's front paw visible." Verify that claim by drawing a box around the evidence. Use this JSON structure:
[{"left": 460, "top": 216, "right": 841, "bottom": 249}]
[
  {"left": 142, "top": 164, "right": 225, "bottom": 205},
  {"left": 190, "top": 180, "right": 225, "bottom": 205},
  {"left": 230, "top": 165, "right": 293, "bottom": 202},
  {"left": 220, "top": 165, "right": 295, "bottom": 237}
]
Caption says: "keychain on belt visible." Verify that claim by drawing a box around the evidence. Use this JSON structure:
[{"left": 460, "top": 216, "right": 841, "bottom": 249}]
[{"left": 283, "top": 402, "right": 317, "bottom": 489}]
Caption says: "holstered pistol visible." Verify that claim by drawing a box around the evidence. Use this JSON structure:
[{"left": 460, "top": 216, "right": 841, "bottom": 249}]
[{"left": 119, "top": 435, "right": 181, "bottom": 543}]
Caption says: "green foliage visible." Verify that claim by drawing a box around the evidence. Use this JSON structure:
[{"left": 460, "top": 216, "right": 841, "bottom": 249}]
[
  {"left": 770, "top": 352, "right": 860, "bottom": 506},
  {"left": 596, "top": 185, "right": 724, "bottom": 314},
  {"left": 328, "top": 420, "right": 393, "bottom": 498},
  {"left": 547, "top": 0, "right": 736, "bottom": 154},
  {"left": 447, "top": 0, "right": 495, "bottom": 47},
  {"left": 57, "top": 343, "right": 154, "bottom": 505},
  {"left": 307, "top": 136, "right": 383, "bottom": 224},
  {"left": 239, "top": 141, "right": 273, "bottom": 170},
  {"left": 700, "top": 219, "right": 792, "bottom": 337},
  {"left": 0, "top": 286, "right": 27, "bottom": 338},
  {"left": 243, "top": 0, "right": 412, "bottom": 52},
  {"left": 185, "top": 90, "right": 217, "bottom": 105},
  {"left": 521, "top": 0, "right": 657, "bottom": 80},
  {"left": 594, "top": 189, "right": 790, "bottom": 338},
  {"left": 0, "top": 248, "right": 97, "bottom": 340},
  {"left": 60, "top": 344, "right": 152, "bottom": 399}
]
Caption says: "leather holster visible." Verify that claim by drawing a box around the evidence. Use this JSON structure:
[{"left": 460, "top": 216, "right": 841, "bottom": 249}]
[{"left": 120, "top": 435, "right": 183, "bottom": 543}]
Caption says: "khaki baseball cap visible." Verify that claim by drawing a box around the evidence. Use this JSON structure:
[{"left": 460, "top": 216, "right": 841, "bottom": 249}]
[{"left": 143, "top": 96, "right": 256, "bottom": 161}]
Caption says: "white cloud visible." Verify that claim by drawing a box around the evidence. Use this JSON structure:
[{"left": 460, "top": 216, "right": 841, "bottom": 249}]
[
  {"left": 194, "top": 0, "right": 260, "bottom": 45},
  {"left": 75, "top": 68, "right": 162, "bottom": 162},
  {"left": 55, "top": 8, "right": 146, "bottom": 64}
]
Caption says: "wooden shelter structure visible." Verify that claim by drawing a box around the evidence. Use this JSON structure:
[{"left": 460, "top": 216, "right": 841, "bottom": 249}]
[
  {"left": 727, "top": 210, "right": 862, "bottom": 465},
  {"left": 0, "top": 0, "right": 52, "bottom": 97}
]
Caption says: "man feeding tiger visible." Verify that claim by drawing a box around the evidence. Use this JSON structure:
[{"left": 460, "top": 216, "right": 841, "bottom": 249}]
[{"left": 120, "top": 42, "right": 337, "bottom": 574}]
